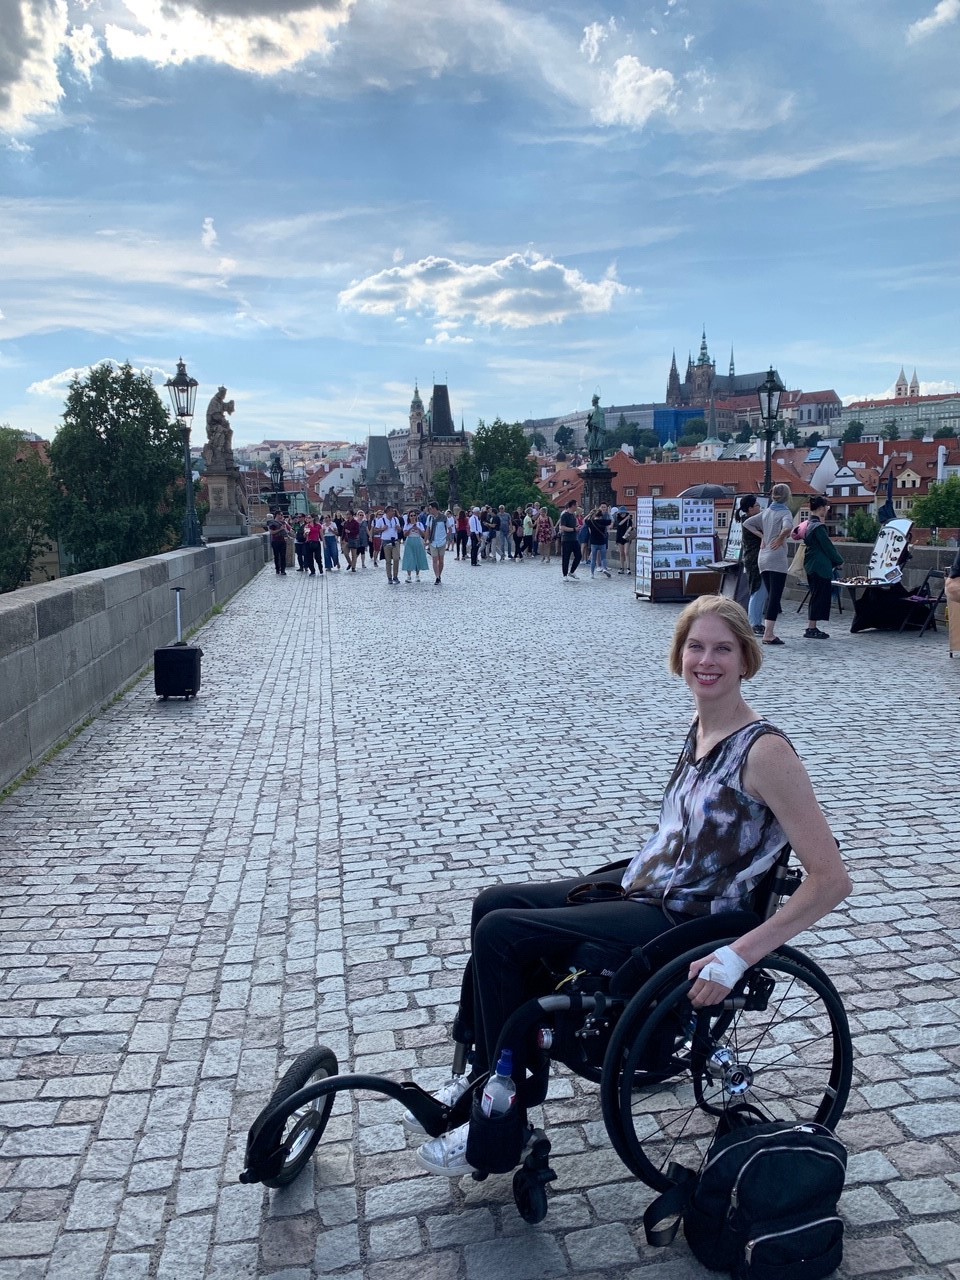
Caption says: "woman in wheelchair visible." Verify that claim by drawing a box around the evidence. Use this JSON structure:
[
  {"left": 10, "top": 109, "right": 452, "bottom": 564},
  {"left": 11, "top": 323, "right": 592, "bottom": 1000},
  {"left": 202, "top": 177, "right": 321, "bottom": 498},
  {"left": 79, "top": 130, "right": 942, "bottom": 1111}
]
[{"left": 414, "top": 595, "right": 852, "bottom": 1176}]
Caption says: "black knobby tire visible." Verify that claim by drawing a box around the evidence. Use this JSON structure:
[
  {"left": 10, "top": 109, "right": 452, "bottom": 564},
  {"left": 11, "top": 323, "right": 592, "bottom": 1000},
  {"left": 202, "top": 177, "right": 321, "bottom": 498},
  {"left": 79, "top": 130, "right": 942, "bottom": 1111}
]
[
  {"left": 601, "top": 948, "right": 852, "bottom": 1192},
  {"left": 258, "top": 1047, "right": 339, "bottom": 1189}
]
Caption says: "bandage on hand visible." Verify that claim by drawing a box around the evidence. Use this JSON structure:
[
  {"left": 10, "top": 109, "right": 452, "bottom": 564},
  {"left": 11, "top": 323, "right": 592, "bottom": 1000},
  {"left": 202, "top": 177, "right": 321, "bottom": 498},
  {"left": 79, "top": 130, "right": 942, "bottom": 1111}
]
[{"left": 696, "top": 945, "right": 748, "bottom": 991}]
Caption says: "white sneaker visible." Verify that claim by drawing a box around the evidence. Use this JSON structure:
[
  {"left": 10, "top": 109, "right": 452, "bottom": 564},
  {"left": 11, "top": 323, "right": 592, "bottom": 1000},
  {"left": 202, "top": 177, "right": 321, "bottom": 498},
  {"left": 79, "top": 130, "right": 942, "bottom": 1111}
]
[
  {"left": 402, "top": 1074, "right": 471, "bottom": 1136},
  {"left": 416, "top": 1122, "right": 474, "bottom": 1177}
]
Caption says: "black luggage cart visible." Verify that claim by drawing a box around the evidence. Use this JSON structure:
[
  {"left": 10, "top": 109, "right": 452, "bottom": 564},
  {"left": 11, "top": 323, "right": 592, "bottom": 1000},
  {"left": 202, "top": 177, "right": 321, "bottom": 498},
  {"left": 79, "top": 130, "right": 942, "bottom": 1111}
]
[{"left": 154, "top": 586, "right": 203, "bottom": 700}]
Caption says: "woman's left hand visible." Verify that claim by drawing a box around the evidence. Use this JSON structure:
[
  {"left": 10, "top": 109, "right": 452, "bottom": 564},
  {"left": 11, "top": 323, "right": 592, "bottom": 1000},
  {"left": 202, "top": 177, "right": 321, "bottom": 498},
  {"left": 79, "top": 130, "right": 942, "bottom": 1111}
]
[{"left": 687, "top": 945, "right": 748, "bottom": 1008}]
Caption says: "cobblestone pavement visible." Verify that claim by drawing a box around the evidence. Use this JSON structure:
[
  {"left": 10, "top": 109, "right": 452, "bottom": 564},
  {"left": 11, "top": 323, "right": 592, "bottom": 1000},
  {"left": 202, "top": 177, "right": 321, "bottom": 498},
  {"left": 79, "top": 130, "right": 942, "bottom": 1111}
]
[{"left": 2, "top": 552, "right": 960, "bottom": 1280}]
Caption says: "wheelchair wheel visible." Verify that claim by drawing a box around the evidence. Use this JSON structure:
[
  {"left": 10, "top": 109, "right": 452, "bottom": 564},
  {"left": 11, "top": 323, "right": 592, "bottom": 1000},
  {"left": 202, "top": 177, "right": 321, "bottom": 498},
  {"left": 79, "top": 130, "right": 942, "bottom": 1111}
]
[
  {"left": 258, "top": 1047, "right": 339, "bottom": 1188},
  {"left": 602, "top": 949, "right": 852, "bottom": 1192}
]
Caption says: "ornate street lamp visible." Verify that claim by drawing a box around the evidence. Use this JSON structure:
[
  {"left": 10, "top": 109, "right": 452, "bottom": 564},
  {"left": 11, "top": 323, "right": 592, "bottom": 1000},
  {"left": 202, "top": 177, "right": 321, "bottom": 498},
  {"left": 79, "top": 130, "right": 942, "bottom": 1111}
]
[
  {"left": 479, "top": 464, "right": 490, "bottom": 501},
  {"left": 757, "top": 367, "right": 783, "bottom": 496},
  {"left": 165, "top": 358, "right": 202, "bottom": 547}
]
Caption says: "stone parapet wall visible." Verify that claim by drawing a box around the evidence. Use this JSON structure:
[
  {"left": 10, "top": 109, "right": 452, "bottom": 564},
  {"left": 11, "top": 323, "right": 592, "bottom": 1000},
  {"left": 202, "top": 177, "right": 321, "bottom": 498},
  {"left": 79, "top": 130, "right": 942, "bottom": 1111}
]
[{"left": 0, "top": 536, "right": 268, "bottom": 791}]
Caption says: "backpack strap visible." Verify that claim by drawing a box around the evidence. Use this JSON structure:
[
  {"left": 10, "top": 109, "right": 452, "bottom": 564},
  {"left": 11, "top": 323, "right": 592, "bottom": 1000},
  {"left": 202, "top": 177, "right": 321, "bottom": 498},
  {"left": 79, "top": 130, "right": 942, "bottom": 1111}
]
[{"left": 643, "top": 1165, "right": 697, "bottom": 1247}]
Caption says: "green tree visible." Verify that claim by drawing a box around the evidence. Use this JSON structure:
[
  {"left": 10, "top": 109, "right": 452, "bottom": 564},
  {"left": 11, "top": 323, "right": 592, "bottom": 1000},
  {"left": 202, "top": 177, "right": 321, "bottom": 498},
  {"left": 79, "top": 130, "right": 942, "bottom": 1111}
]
[
  {"left": 530, "top": 430, "right": 547, "bottom": 451},
  {"left": 845, "top": 510, "right": 881, "bottom": 543},
  {"left": 910, "top": 475, "right": 960, "bottom": 529},
  {"left": 431, "top": 468, "right": 450, "bottom": 509},
  {"left": 678, "top": 420, "right": 708, "bottom": 446},
  {"left": 0, "top": 427, "right": 53, "bottom": 592},
  {"left": 934, "top": 426, "right": 957, "bottom": 440},
  {"left": 880, "top": 420, "right": 900, "bottom": 441},
  {"left": 910, "top": 427, "right": 926, "bottom": 440},
  {"left": 783, "top": 424, "right": 800, "bottom": 446},
  {"left": 807, "top": 431, "right": 821, "bottom": 447},
  {"left": 842, "top": 420, "right": 865, "bottom": 444},
  {"left": 49, "top": 363, "right": 185, "bottom": 573},
  {"left": 553, "top": 425, "right": 574, "bottom": 453}
]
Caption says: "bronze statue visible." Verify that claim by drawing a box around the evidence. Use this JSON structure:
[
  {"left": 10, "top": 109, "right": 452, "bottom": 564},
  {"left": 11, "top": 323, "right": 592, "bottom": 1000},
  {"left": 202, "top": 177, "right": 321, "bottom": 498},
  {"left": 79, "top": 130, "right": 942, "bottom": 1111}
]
[
  {"left": 585, "top": 393, "right": 607, "bottom": 468},
  {"left": 204, "top": 386, "right": 235, "bottom": 460}
]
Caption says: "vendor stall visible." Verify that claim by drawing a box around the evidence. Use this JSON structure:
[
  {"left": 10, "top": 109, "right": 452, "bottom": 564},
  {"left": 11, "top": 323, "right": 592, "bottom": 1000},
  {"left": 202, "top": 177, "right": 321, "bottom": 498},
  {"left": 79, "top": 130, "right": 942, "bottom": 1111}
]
[{"left": 635, "top": 497, "right": 720, "bottom": 601}]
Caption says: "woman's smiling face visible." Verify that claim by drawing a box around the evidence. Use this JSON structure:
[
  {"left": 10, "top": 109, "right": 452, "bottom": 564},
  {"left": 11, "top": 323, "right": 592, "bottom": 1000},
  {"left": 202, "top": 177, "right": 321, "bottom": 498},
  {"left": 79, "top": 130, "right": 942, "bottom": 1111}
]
[{"left": 681, "top": 615, "right": 745, "bottom": 698}]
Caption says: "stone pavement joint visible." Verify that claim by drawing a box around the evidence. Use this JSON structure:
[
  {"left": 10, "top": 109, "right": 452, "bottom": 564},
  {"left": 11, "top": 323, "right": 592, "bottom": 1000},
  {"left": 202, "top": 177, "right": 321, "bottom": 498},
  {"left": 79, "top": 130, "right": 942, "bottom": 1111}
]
[{"left": 1, "top": 556, "right": 959, "bottom": 1277}]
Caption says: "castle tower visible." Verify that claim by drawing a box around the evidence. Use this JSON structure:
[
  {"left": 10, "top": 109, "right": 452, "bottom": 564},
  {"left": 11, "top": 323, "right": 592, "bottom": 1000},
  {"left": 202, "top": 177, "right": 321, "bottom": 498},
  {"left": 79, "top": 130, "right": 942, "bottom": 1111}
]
[
  {"left": 909, "top": 369, "right": 920, "bottom": 398},
  {"left": 409, "top": 382, "right": 426, "bottom": 437},
  {"left": 693, "top": 328, "right": 716, "bottom": 398},
  {"left": 895, "top": 367, "right": 908, "bottom": 399},
  {"left": 667, "top": 350, "right": 682, "bottom": 406}
]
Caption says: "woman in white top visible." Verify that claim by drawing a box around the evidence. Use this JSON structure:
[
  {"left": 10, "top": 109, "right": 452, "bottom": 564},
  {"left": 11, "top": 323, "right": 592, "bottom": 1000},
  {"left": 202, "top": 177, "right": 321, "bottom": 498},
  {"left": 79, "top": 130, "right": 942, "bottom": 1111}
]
[{"left": 743, "top": 483, "right": 794, "bottom": 647}]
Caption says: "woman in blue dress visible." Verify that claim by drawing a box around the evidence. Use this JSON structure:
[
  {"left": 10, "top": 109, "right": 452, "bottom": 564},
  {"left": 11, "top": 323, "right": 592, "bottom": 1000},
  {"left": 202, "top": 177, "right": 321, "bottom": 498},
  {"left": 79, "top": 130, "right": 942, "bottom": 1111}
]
[{"left": 401, "top": 512, "right": 429, "bottom": 582}]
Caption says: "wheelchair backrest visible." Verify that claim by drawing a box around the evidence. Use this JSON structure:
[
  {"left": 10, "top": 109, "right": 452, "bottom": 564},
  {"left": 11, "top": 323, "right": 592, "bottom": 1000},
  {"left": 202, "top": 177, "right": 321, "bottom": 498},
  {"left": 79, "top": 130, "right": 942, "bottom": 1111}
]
[{"left": 748, "top": 844, "right": 801, "bottom": 922}]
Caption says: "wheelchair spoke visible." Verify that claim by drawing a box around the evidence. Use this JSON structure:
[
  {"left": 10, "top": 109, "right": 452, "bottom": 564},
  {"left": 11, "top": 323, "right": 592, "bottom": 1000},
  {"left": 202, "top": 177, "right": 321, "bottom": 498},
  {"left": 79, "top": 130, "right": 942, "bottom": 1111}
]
[{"left": 603, "top": 952, "right": 852, "bottom": 1192}]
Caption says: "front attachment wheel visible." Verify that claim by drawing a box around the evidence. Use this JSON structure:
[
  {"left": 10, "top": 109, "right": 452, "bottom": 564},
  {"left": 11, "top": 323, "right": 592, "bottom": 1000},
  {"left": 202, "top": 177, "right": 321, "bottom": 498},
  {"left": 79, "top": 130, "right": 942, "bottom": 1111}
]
[
  {"left": 259, "top": 1047, "right": 339, "bottom": 1188},
  {"left": 602, "top": 950, "right": 852, "bottom": 1192}
]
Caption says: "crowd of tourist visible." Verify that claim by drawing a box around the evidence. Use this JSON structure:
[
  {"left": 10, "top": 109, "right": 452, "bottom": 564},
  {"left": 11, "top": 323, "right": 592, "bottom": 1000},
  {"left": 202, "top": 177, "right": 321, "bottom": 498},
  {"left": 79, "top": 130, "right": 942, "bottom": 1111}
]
[{"left": 263, "top": 500, "right": 635, "bottom": 586}]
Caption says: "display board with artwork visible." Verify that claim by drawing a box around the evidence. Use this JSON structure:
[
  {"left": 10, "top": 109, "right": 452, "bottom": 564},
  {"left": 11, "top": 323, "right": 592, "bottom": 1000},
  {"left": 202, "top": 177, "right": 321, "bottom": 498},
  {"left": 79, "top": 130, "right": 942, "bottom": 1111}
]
[{"left": 635, "top": 498, "right": 720, "bottom": 600}]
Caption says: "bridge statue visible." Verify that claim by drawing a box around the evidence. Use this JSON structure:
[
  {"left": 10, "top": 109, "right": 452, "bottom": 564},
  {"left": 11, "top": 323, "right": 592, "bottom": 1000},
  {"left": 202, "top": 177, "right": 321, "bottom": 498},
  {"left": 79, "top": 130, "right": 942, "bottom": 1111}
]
[
  {"left": 201, "top": 385, "right": 247, "bottom": 542},
  {"left": 584, "top": 394, "right": 607, "bottom": 469}
]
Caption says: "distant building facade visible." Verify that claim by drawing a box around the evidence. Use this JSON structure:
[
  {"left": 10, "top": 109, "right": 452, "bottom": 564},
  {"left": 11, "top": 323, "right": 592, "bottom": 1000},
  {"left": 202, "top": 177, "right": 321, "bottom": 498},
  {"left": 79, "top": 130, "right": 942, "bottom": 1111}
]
[
  {"left": 666, "top": 331, "right": 782, "bottom": 412},
  {"left": 836, "top": 370, "right": 960, "bottom": 440}
]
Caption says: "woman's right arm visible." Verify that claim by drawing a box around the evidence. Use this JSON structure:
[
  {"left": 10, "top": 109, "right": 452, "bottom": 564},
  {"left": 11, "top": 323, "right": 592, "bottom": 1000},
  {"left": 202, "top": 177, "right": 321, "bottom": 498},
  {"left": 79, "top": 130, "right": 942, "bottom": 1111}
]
[{"left": 742, "top": 514, "right": 763, "bottom": 537}]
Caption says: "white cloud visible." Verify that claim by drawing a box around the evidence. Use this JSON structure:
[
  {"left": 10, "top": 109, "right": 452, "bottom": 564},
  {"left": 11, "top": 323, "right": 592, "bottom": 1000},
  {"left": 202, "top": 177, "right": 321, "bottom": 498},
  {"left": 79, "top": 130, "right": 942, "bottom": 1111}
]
[
  {"left": 201, "top": 217, "right": 218, "bottom": 250},
  {"left": 580, "top": 18, "right": 616, "bottom": 65},
  {"left": 593, "top": 55, "right": 676, "bottom": 128},
  {"left": 26, "top": 358, "right": 168, "bottom": 397},
  {"left": 426, "top": 330, "right": 473, "bottom": 346},
  {"left": 103, "top": 0, "right": 354, "bottom": 75},
  {"left": 64, "top": 21, "right": 103, "bottom": 81},
  {"left": 338, "top": 251, "right": 628, "bottom": 330},
  {"left": 907, "top": 0, "right": 960, "bottom": 41}
]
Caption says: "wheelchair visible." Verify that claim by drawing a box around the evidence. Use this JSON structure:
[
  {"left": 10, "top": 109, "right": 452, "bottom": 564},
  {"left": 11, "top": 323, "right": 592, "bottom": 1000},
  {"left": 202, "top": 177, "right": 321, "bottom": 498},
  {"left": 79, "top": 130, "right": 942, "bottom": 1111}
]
[{"left": 240, "top": 848, "right": 853, "bottom": 1225}]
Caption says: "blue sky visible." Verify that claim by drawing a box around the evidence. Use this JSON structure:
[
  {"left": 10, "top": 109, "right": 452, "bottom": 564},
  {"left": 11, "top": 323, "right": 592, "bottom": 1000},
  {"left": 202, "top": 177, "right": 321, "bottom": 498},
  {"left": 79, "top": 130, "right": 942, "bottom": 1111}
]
[{"left": 1, "top": 0, "right": 958, "bottom": 444}]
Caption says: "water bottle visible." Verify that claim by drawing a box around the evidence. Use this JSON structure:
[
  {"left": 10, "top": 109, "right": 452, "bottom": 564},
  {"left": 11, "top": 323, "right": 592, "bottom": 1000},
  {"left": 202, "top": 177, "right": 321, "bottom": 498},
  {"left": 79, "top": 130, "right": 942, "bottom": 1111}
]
[{"left": 480, "top": 1049, "right": 516, "bottom": 1117}]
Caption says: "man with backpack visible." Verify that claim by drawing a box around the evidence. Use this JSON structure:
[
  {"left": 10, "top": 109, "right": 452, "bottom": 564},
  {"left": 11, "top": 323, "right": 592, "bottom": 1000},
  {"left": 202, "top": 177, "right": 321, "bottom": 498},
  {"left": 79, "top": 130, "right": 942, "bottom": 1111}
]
[{"left": 426, "top": 502, "right": 448, "bottom": 585}]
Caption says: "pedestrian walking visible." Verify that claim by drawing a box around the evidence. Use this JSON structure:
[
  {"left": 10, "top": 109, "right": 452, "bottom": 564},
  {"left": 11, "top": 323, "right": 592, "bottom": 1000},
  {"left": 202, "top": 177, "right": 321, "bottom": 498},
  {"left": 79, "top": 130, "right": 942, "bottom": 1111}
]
[
  {"left": 293, "top": 517, "right": 308, "bottom": 571},
  {"left": 535, "top": 508, "right": 555, "bottom": 563},
  {"left": 445, "top": 509, "right": 456, "bottom": 552},
  {"left": 356, "top": 511, "right": 370, "bottom": 567},
  {"left": 376, "top": 505, "right": 403, "bottom": 584},
  {"left": 344, "top": 510, "right": 361, "bottom": 571},
  {"left": 468, "top": 507, "right": 483, "bottom": 566},
  {"left": 495, "top": 505, "right": 511, "bottom": 561},
  {"left": 558, "top": 499, "right": 581, "bottom": 580},
  {"left": 456, "top": 509, "right": 470, "bottom": 561},
  {"left": 322, "top": 515, "right": 341, "bottom": 571},
  {"left": 802, "top": 496, "right": 843, "bottom": 639},
  {"left": 304, "top": 514, "right": 323, "bottom": 575},
  {"left": 736, "top": 496, "right": 766, "bottom": 632},
  {"left": 744, "top": 483, "right": 794, "bottom": 646},
  {"left": 522, "top": 509, "right": 535, "bottom": 559},
  {"left": 265, "top": 511, "right": 289, "bottom": 575},
  {"left": 426, "top": 501, "right": 448, "bottom": 585},
  {"left": 614, "top": 507, "right": 633, "bottom": 574},
  {"left": 586, "top": 504, "right": 612, "bottom": 577},
  {"left": 402, "top": 513, "right": 429, "bottom": 582},
  {"left": 511, "top": 509, "right": 525, "bottom": 561}
]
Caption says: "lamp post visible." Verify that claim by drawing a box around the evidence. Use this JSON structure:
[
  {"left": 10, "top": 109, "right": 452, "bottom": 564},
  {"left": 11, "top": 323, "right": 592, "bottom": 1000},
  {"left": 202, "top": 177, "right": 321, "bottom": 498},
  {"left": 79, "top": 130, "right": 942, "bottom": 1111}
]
[
  {"left": 165, "top": 358, "right": 202, "bottom": 547},
  {"left": 757, "top": 367, "right": 783, "bottom": 497},
  {"left": 479, "top": 464, "right": 490, "bottom": 502}
]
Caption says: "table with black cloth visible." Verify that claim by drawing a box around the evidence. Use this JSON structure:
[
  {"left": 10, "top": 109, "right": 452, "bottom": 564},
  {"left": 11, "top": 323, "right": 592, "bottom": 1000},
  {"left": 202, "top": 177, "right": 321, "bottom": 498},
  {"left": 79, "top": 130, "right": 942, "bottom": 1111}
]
[{"left": 847, "top": 582, "right": 917, "bottom": 633}]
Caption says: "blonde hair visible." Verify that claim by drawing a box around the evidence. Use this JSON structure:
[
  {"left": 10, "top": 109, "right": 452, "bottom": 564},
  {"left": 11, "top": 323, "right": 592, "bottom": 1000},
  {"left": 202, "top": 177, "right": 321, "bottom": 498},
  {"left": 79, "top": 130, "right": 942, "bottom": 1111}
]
[
  {"left": 771, "top": 483, "right": 792, "bottom": 504},
  {"left": 668, "top": 596, "right": 763, "bottom": 680}
]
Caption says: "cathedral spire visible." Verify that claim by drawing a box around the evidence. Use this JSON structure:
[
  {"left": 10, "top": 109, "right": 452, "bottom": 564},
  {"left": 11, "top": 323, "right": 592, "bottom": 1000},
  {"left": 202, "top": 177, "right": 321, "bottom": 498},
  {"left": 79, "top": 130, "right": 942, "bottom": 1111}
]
[
  {"left": 698, "top": 327, "right": 710, "bottom": 366},
  {"left": 729, "top": 348, "right": 735, "bottom": 379}
]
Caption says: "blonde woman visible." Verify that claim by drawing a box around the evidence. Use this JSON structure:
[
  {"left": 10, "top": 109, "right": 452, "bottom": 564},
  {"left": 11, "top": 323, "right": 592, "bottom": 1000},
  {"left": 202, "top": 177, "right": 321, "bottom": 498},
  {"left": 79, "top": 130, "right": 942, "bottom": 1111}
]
[{"left": 743, "top": 484, "right": 794, "bottom": 646}]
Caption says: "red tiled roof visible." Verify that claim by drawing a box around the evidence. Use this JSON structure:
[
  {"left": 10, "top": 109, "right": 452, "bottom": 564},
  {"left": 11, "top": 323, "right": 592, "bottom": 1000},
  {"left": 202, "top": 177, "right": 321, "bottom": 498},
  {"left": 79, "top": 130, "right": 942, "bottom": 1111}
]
[
  {"left": 845, "top": 393, "right": 960, "bottom": 410},
  {"left": 608, "top": 457, "right": 818, "bottom": 502}
]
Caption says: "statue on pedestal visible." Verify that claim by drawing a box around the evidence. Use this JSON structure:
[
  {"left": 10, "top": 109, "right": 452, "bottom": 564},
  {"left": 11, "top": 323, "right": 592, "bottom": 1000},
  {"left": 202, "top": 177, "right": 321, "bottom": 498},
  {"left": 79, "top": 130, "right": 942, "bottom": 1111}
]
[
  {"left": 203, "top": 386, "right": 236, "bottom": 467},
  {"left": 201, "top": 385, "right": 248, "bottom": 541},
  {"left": 585, "top": 394, "right": 607, "bottom": 469}
]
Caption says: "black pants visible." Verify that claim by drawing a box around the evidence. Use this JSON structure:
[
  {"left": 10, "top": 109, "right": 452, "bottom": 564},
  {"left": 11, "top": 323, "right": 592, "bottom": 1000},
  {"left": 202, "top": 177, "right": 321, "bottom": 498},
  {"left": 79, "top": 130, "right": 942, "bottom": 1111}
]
[
  {"left": 513, "top": 533, "right": 523, "bottom": 559},
  {"left": 470, "top": 532, "right": 480, "bottom": 565},
  {"left": 464, "top": 873, "right": 675, "bottom": 1073},
  {"left": 456, "top": 530, "right": 468, "bottom": 559},
  {"left": 761, "top": 570, "right": 786, "bottom": 621},
  {"left": 561, "top": 541, "right": 582, "bottom": 576},
  {"left": 807, "top": 573, "right": 832, "bottom": 622},
  {"left": 295, "top": 542, "right": 307, "bottom": 569},
  {"left": 303, "top": 544, "right": 322, "bottom": 574},
  {"left": 272, "top": 541, "right": 287, "bottom": 573}
]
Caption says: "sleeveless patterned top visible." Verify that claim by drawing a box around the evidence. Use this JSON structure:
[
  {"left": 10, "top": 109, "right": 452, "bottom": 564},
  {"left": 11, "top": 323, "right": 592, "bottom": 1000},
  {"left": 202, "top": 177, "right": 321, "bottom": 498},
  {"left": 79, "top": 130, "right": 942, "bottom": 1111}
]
[{"left": 620, "top": 719, "right": 793, "bottom": 918}]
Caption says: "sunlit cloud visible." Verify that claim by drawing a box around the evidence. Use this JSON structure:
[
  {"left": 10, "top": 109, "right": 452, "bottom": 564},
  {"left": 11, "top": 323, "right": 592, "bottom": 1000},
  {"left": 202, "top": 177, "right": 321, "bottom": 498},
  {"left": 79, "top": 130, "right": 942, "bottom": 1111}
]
[
  {"left": 907, "top": 0, "right": 960, "bottom": 42},
  {"left": 338, "top": 251, "right": 628, "bottom": 330}
]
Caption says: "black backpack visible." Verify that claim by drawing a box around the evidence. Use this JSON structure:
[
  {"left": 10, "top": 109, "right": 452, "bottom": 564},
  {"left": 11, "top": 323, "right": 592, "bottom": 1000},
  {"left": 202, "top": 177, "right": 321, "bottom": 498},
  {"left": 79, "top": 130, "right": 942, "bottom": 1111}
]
[{"left": 644, "top": 1114, "right": 846, "bottom": 1280}]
